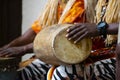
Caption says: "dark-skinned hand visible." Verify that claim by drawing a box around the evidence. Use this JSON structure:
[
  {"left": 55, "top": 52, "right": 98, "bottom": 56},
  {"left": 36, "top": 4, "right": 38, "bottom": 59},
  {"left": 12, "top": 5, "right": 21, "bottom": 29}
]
[
  {"left": 0, "top": 45, "right": 9, "bottom": 51},
  {"left": 0, "top": 47, "right": 26, "bottom": 57},
  {"left": 0, "top": 48, "right": 4, "bottom": 51},
  {"left": 66, "top": 23, "right": 99, "bottom": 44}
]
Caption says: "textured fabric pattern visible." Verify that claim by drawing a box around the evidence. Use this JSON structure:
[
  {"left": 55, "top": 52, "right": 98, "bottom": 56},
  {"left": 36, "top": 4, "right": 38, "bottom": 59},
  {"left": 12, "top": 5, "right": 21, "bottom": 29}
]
[
  {"left": 51, "top": 58, "right": 116, "bottom": 80},
  {"left": 19, "top": 59, "right": 51, "bottom": 80}
]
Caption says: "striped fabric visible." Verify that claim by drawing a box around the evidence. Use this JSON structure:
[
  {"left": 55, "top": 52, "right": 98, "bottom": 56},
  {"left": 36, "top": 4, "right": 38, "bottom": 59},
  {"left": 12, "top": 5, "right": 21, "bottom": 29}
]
[
  {"left": 18, "top": 58, "right": 116, "bottom": 80},
  {"left": 51, "top": 58, "right": 116, "bottom": 80},
  {"left": 18, "top": 59, "right": 51, "bottom": 80}
]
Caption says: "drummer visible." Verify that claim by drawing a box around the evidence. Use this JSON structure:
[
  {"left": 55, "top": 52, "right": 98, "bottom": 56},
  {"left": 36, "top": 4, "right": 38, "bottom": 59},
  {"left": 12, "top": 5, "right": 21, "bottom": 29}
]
[
  {"left": 0, "top": 0, "right": 119, "bottom": 80},
  {"left": 49, "top": 0, "right": 120, "bottom": 80}
]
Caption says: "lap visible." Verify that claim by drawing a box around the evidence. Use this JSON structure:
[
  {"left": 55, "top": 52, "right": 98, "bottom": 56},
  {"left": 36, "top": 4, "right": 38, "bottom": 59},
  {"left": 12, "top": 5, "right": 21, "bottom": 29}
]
[
  {"left": 51, "top": 58, "right": 116, "bottom": 80},
  {"left": 18, "top": 59, "right": 51, "bottom": 80}
]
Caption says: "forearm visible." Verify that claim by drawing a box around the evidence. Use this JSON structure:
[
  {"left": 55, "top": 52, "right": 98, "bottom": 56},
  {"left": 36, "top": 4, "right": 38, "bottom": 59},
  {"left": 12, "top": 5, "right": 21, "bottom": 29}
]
[
  {"left": 107, "top": 23, "right": 119, "bottom": 35},
  {"left": 3, "top": 28, "right": 36, "bottom": 48},
  {"left": 2, "top": 38, "right": 22, "bottom": 48},
  {"left": 6, "top": 36, "right": 33, "bottom": 47}
]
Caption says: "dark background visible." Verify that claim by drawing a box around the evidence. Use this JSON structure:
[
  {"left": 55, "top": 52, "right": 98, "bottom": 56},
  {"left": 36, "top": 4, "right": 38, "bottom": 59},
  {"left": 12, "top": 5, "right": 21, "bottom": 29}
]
[{"left": 0, "top": 0, "right": 22, "bottom": 47}]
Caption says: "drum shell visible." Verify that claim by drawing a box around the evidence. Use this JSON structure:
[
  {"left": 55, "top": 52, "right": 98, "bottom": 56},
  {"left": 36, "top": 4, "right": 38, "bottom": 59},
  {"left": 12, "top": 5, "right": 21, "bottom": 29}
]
[
  {"left": 34, "top": 24, "right": 92, "bottom": 65},
  {"left": 0, "top": 57, "right": 21, "bottom": 80}
]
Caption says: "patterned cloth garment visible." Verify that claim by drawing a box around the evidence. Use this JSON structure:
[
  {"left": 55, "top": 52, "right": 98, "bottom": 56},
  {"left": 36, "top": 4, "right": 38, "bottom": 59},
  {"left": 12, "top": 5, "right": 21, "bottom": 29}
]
[{"left": 51, "top": 58, "right": 116, "bottom": 80}]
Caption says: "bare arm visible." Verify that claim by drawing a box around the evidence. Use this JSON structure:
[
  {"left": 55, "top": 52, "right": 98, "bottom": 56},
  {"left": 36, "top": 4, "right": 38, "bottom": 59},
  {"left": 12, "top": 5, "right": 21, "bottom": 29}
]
[
  {"left": 0, "top": 28, "right": 36, "bottom": 57},
  {"left": 3, "top": 28, "right": 36, "bottom": 48},
  {"left": 66, "top": 23, "right": 119, "bottom": 43}
]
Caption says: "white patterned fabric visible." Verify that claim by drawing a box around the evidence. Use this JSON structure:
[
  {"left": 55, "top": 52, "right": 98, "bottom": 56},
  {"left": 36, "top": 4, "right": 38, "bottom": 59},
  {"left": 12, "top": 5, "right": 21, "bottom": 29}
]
[
  {"left": 51, "top": 58, "right": 116, "bottom": 80},
  {"left": 19, "top": 59, "right": 51, "bottom": 80}
]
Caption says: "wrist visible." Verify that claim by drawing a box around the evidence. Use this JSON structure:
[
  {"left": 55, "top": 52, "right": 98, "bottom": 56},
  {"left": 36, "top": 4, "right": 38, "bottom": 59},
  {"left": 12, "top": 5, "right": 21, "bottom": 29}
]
[
  {"left": 23, "top": 44, "right": 33, "bottom": 53},
  {"left": 23, "top": 46, "right": 27, "bottom": 54},
  {"left": 97, "top": 21, "right": 108, "bottom": 38},
  {"left": 89, "top": 23, "right": 100, "bottom": 37}
]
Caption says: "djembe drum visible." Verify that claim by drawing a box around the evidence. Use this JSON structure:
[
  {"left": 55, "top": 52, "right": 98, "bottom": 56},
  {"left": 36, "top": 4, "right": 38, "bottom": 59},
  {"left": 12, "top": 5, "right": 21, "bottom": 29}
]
[
  {"left": 0, "top": 57, "right": 21, "bottom": 80},
  {"left": 34, "top": 24, "right": 92, "bottom": 65}
]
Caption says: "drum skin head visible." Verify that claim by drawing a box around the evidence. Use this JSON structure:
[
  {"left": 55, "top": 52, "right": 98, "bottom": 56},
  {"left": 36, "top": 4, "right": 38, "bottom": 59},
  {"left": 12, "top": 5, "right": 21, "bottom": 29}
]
[{"left": 54, "top": 25, "right": 92, "bottom": 64}]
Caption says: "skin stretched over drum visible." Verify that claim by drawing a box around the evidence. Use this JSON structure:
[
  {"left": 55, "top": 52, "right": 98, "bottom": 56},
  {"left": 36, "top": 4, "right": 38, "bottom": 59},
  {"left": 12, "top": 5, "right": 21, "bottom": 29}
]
[{"left": 34, "top": 24, "right": 92, "bottom": 65}]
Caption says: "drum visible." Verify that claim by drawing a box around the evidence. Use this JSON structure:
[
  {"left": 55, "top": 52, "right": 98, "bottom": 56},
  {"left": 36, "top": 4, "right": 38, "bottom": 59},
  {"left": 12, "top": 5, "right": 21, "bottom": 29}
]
[
  {"left": 0, "top": 57, "right": 21, "bottom": 80},
  {"left": 34, "top": 24, "right": 92, "bottom": 65},
  {"left": 0, "top": 57, "right": 21, "bottom": 72}
]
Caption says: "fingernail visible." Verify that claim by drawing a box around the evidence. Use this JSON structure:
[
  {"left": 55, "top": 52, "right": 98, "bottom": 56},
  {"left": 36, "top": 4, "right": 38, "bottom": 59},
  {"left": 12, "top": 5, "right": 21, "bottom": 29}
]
[
  {"left": 67, "top": 29, "right": 69, "bottom": 32},
  {"left": 68, "top": 38, "right": 71, "bottom": 40},
  {"left": 74, "top": 41, "right": 77, "bottom": 44},
  {"left": 66, "top": 34, "right": 68, "bottom": 37}
]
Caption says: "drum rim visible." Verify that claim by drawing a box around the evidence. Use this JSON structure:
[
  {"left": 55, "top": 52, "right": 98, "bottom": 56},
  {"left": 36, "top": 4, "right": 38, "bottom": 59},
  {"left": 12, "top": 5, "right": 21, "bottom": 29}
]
[{"left": 0, "top": 57, "right": 15, "bottom": 60}]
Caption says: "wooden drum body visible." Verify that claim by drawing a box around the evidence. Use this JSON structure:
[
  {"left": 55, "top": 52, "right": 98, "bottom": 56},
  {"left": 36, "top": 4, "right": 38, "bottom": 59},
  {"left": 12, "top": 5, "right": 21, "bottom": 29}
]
[{"left": 34, "top": 24, "right": 92, "bottom": 65}]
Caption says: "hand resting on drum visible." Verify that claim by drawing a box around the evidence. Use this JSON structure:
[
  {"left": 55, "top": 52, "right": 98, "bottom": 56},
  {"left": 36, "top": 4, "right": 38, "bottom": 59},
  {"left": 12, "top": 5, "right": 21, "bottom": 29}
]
[
  {"left": 0, "top": 47, "right": 26, "bottom": 57},
  {"left": 66, "top": 23, "right": 99, "bottom": 44},
  {"left": 0, "top": 28, "right": 36, "bottom": 57},
  {"left": 66, "top": 23, "right": 119, "bottom": 44}
]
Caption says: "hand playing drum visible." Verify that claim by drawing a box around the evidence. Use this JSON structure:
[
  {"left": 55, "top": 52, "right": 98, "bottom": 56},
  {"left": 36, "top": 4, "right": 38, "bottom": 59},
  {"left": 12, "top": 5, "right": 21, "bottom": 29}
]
[
  {"left": 66, "top": 23, "right": 99, "bottom": 44},
  {"left": 34, "top": 24, "right": 92, "bottom": 65}
]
